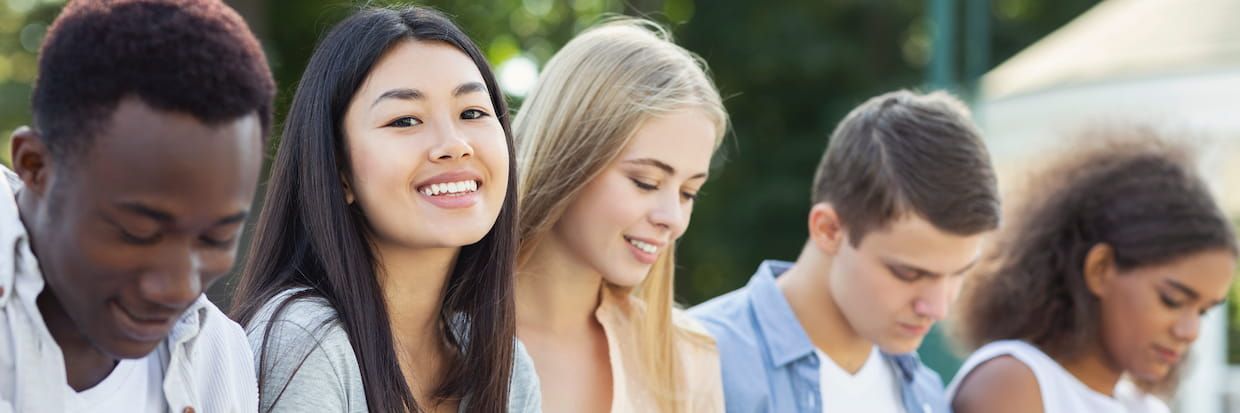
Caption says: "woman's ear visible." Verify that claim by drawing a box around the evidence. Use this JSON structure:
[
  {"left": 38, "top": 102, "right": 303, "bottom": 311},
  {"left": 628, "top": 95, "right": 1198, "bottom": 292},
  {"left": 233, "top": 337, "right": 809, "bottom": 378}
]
[
  {"left": 1083, "top": 243, "right": 1117, "bottom": 298},
  {"left": 340, "top": 173, "right": 355, "bottom": 204}
]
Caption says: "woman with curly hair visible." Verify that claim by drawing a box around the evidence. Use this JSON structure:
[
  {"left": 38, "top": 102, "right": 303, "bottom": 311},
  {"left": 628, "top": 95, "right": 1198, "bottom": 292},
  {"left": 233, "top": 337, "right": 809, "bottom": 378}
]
[{"left": 948, "top": 129, "right": 1238, "bottom": 413}]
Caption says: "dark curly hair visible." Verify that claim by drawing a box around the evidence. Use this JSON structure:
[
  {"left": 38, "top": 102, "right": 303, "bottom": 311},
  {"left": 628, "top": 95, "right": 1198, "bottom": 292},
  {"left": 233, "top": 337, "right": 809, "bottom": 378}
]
[
  {"left": 31, "top": 0, "right": 275, "bottom": 163},
  {"left": 953, "top": 127, "right": 1237, "bottom": 363}
]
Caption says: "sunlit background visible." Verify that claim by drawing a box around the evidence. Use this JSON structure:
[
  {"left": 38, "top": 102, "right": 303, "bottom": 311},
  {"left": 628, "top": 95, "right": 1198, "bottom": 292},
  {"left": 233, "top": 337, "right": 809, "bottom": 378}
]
[{"left": 3, "top": 0, "right": 1240, "bottom": 410}]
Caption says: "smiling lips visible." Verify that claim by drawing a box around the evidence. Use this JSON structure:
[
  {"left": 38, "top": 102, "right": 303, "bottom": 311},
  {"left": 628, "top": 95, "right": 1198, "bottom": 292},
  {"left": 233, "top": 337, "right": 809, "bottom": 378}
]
[
  {"left": 113, "top": 301, "right": 175, "bottom": 342},
  {"left": 418, "top": 179, "right": 479, "bottom": 196},
  {"left": 624, "top": 236, "right": 664, "bottom": 264},
  {"left": 415, "top": 171, "right": 483, "bottom": 209},
  {"left": 1153, "top": 345, "right": 1182, "bottom": 364}
]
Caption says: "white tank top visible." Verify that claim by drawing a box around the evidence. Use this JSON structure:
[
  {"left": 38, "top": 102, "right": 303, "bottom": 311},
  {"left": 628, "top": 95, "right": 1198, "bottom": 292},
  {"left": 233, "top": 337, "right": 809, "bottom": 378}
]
[{"left": 946, "top": 340, "right": 1169, "bottom": 413}]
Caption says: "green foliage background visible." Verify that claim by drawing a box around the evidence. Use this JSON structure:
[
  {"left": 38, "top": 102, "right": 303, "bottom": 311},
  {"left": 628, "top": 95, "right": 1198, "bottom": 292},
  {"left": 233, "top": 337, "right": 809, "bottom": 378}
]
[{"left": 1, "top": 0, "right": 1122, "bottom": 380}]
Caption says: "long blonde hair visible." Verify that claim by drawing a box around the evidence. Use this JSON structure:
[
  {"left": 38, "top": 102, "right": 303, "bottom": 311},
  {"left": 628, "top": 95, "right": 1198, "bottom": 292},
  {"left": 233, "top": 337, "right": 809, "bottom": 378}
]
[{"left": 513, "top": 18, "right": 727, "bottom": 411}]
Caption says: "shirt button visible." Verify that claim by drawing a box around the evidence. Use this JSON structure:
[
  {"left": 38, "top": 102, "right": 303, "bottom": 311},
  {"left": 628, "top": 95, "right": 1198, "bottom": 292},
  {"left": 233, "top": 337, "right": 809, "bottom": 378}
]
[
  {"left": 183, "top": 407, "right": 195, "bottom": 413},
  {"left": 0, "top": 286, "right": 5, "bottom": 296}
]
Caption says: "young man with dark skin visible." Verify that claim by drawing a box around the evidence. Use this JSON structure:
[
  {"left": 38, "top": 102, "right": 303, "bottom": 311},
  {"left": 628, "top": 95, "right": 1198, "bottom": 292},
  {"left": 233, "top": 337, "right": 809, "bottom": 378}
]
[
  {"left": 691, "top": 90, "right": 1001, "bottom": 413},
  {"left": 0, "top": 0, "right": 274, "bottom": 411}
]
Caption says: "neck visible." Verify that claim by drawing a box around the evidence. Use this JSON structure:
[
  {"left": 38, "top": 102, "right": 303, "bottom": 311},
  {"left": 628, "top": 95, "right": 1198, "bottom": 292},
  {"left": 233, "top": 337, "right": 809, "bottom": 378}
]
[
  {"left": 1058, "top": 344, "right": 1123, "bottom": 397},
  {"left": 516, "top": 235, "right": 604, "bottom": 335},
  {"left": 372, "top": 239, "right": 457, "bottom": 383},
  {"left": 778, "top": 242, "right": 873, "bottom": 374},
  {"left": 36, "top": 290, "right": 118, "bottom": 391}
]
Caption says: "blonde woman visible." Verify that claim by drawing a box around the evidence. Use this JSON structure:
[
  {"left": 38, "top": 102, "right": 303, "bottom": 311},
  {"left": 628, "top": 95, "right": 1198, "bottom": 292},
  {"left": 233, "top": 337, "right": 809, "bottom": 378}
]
[{"left": 513, "top": 19, "right": 728, "bottom": 413}]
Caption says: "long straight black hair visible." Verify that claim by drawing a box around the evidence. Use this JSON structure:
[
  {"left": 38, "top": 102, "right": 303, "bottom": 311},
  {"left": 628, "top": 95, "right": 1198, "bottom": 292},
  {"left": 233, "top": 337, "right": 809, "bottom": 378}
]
[{"left": 230, "top": 7, "right": 517, "bottom": 413}]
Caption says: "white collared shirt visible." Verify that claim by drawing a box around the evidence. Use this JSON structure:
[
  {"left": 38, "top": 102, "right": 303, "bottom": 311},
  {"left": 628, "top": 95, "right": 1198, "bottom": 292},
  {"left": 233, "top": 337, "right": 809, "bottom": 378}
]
[{"left": 0, "top": 166, "right": 259, "bottom": 413}]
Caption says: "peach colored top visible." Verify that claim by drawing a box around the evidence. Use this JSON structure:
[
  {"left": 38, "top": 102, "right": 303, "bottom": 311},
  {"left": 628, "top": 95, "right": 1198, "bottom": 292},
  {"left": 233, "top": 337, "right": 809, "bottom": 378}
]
[{"left": 594, "top": 287, "right": 725, "bottom": 412}]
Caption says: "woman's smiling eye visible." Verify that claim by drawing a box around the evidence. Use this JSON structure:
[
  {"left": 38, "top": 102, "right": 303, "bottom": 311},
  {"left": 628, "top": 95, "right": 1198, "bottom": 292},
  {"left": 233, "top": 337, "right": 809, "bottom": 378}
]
[
  {"left": 461, "top": 109, "right": 490, "bottom": 120},
  {"left": 387, "top": 116, "right": 422, "bottom": 127}
]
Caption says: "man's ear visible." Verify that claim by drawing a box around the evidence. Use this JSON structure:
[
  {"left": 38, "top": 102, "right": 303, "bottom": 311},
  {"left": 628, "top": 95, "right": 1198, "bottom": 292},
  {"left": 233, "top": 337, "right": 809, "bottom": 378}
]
[
  {"left": 10, "top": 126, "right": 55, "bottom": 197},
  {"left": 1083, "top": 243, "right": 1117, "bottom": 298},
  {"left": 808, "top": 202, "right": 847, "bottom": 255}
]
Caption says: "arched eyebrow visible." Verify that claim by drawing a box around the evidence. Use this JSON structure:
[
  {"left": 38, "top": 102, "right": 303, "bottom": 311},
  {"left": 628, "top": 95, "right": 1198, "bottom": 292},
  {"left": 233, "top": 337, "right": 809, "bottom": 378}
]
[{"left": 1163, "top": 279, "right": 1201, "bottom": 300}]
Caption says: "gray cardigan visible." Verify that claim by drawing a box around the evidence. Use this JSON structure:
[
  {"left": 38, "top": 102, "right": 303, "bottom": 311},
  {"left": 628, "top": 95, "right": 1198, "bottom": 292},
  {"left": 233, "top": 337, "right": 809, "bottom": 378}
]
[{"left": 246, "top": 288, "right": 541, "bottom": 412}]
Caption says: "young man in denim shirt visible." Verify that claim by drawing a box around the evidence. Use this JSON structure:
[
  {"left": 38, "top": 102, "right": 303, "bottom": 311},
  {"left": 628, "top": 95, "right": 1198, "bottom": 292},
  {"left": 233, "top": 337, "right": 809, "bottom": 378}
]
[{"left": 692, "top": 90, "right": 1000, "bottom": 413}]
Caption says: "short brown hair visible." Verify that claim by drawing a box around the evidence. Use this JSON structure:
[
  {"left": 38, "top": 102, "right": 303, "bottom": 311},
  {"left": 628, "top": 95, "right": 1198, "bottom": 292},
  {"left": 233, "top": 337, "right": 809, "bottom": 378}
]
[{"left": 812, "top": 89, "right": 1000, "bottom": 246}]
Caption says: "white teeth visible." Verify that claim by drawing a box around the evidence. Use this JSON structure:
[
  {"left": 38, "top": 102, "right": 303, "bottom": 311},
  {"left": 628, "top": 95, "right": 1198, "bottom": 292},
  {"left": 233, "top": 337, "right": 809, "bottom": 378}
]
[
  {"left": 421, "top": 180, "right": 478, "bottom": 196},
  {"left": 627, "top": 238, "right": 657, "bottom": 254}
]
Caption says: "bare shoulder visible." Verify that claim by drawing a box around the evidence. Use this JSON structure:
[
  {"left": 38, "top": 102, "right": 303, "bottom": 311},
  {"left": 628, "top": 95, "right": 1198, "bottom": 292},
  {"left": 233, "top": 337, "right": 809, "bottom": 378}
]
[{"left": 952, "top": 355, "right": 1044, "bottom": 413}]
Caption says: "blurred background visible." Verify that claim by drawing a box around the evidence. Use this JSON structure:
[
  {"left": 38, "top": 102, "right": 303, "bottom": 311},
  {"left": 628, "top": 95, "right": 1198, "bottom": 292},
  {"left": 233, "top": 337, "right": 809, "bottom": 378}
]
[{"left": 3, "top": 0, "right": 1239, "bottom": 410}]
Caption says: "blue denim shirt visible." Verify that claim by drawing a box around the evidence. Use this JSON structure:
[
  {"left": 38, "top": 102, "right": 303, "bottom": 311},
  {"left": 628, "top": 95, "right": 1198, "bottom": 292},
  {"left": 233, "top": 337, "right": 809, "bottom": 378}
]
[{"left": 689, "top": 260, "right": 949, "bottom": 413}]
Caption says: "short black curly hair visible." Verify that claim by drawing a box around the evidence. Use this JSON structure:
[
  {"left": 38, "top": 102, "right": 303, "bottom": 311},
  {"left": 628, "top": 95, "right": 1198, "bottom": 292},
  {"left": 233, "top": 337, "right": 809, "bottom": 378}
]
[{"left": 31, "top": 0, "right": 275, "bottom": 162}]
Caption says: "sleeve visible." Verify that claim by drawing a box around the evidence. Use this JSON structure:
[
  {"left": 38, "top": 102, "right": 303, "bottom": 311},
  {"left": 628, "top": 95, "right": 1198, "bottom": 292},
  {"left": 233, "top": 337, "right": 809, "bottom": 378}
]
[
  {"left": 507, "top": 339, "right": 544, "bottom": 413},
  {"left": 246, "top": 302, "right": 366, "bottom": 413}
]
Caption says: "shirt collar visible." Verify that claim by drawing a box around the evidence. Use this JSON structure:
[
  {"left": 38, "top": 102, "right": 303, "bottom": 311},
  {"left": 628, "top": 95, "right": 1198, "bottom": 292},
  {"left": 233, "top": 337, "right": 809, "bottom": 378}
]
[
  {"left": 746, "top": 260, "right": 817, "bottom": 367},
  {"left": 0, "top": 165, "right": 39, "bottom": 309},
  {"left": 748, "top": 259, "right": 921, "bottom": 381}
]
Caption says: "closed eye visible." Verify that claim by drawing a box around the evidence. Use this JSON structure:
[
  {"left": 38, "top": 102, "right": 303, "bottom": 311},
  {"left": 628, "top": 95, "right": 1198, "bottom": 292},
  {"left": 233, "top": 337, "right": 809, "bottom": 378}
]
[
  {"left": 887, "top": 265, "right": 923, "bottom": 282},
  {"left": 631, "top": 178, "right": 657, "bottom": 191},
  {"left": 1159, "top": 292, "right": 1184, "bottom": 309},
  {"left": 119, "top": 229, "right": 161, "bottom": 245},
  {"left": 200, "top": 235, "right": 238, "bottom": 249}
]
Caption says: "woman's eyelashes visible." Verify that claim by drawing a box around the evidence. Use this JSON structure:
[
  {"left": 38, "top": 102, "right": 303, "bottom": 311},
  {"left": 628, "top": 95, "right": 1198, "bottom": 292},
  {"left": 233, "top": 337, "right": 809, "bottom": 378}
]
[
  {"left": 1158, "top": 291, "right": 1214, "bottom": 315},
  {"left": 386, "top": 116, "right": 422, "bottom": 128},
  {"left": 384, "top": 108, "right": 491, "bottom": 128},
  {"left": 1158, "top": 292, "right": 1183, "bottom": 309},
  {"left": 461, "top": 108, "right": 491, "bottom": 120},
  {"left": 628, "top": 177, "right": 699, "bottom": 201},
  {"left": 630, "top": 177, "right": 657, "bottom": 191}
]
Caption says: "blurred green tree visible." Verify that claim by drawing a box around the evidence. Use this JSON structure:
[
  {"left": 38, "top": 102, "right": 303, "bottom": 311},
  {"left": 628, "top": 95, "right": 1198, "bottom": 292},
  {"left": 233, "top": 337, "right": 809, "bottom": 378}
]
[{"left": 0, "top": 0, "right": 1102, "bottom": 381}]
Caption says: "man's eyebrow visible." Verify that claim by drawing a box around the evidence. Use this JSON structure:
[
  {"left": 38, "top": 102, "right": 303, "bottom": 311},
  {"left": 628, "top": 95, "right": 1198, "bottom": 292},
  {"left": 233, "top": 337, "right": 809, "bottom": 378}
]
[{"left": 116, "top": 202, "right": 174, "bottom": 223}]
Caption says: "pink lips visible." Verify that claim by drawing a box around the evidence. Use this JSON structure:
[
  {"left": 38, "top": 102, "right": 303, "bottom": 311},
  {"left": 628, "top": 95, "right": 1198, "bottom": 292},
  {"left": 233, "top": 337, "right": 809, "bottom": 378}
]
[
  {"left": 1153, "top": 345, "right": 1182, "bottom": 365},
  {"left": 624, "top": 236, "right": 664, "bottom": 265},
  {"left": 898, "top": 322, "right": 932, "bottom": 337}
]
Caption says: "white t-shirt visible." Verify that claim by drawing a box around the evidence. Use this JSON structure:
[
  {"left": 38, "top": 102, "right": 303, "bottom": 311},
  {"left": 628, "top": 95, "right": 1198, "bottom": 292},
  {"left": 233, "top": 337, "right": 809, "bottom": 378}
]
[
  {"left": 816, "top": 346, "right": 905, "bottom": 413},
  {"left": 65, "top": 354, "right": 165, "bottom": 413},
  {"left": 946, "top": 340, "right": 1170, "bottom": 413}
]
